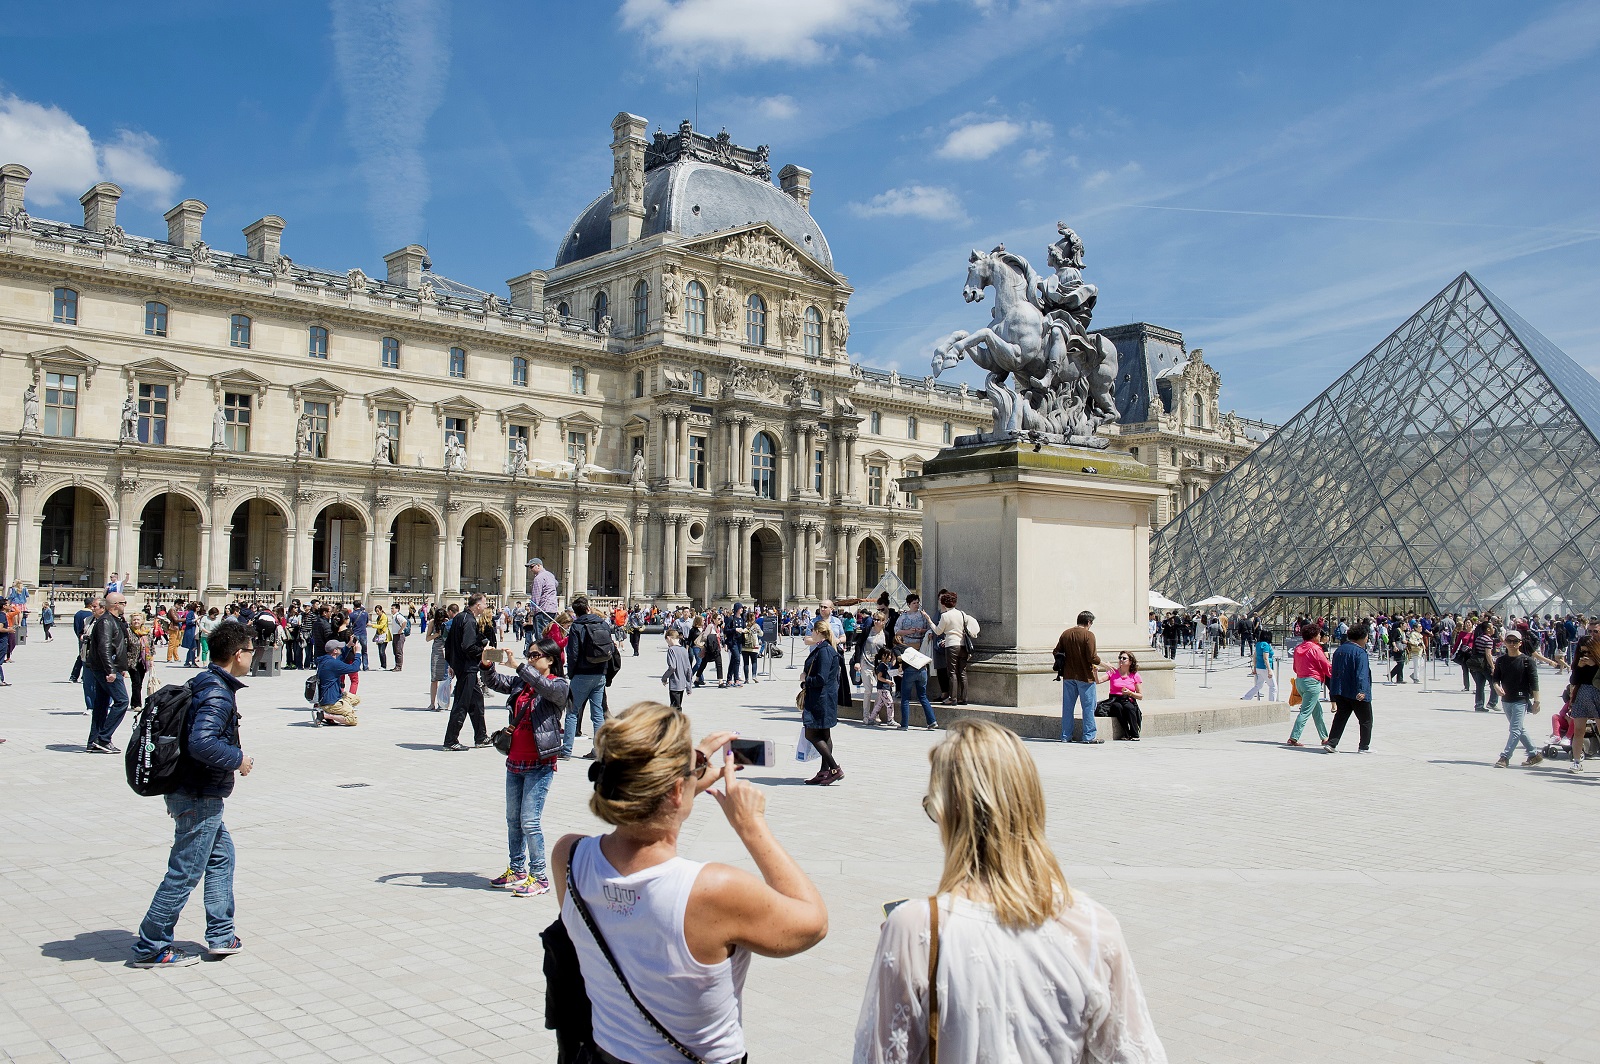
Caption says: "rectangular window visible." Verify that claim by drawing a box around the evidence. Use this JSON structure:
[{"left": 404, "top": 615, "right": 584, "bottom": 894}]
[
  {"left": 53, "top": 287, "right": 78, "bottom": 325},
  {"left": 567, "top": 430, "right": 586, "bottom": 463},
  {"left": 377, "top": 409, "right": 402, "bottom": 463},
  {"left": 230, "top": 314, "right": 252, "bottom": 349},
  {"left": 137, "top": 383, "right": 169, "bottom": 446},
  {"left": 571, "top": 366, "right": 587, "bottom": 395},
  {"left": 813, "top": 448, "right": 825, "bottom": 493},
  {"left": 634, "top": 370, "right": 644, "bottom": 398},
  {"left": 308, "top": 326, "right": 329, "bottom": 359},
  {"left": 303, "top": 401, "right": 329, "bottom": 458},
  {"left": 512, "top": 356, "right": 528, "bottom": 387},
  {"left": 688, "top": 434, "right": 707, "bottom": 489},
  {"left": 445, "top": 416, "right": 468, "bottom": 451},
  {"left": 145, "top": 301, "right": 169, "bottom": 337},
  {"left": 508, "top": 424, "right": 530, "bottom": 462},
  {"left": 868, "top": 464, "right": 884, "bottom": 506},
  {"left": 381, "top": 336, "right": 401, "bottom": 370},
  {"left": 450, "top": 346, "right": 467, "bottom": 379},
  {"left": 224, "top": 392, "right": 252, "bottom": 452},
  {"left": 942, "top": 421, "right": 952, "bottom": 444},
  {"left": 43, "top": 371, "right": 77, "bottom": 437}
]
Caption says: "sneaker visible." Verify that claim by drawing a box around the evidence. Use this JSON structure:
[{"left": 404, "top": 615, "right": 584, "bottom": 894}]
[
  {"left": 130, "top": 947, "right": 199, "bottom": 968},
  {"left": 207, "top": 936, "right": 243, "bottom": 955},
  {"left": 490, "top": 867, "right": 523, "bottom": 888},
  {"left": 1494, "top": 756, "right": 1509, "bottom": 769},
  {"left": 1523, "top": 753, "right": 1545, "bottom": 767},
  {"left": 513, "top": 876, "right": 552, "bottom": 897},
  {"left": 443, "top": 742, "right": 469, "bottom": 752},
  {"left": 473, "top": 738, "right": 494, "bottom": 748},
  {"left": 1286, "top": 738, "right": 1305, "bottom": 747},
  {"left": 1571, "top": 760, "right": 1584, "bottom": 773}
]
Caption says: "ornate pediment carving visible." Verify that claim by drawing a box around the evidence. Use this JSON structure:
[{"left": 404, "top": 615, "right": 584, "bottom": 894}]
[{"left": 683, "top": 224, "right": 833, "bottom": 283}]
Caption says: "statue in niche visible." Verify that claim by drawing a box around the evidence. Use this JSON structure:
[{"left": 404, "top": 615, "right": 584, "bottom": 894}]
[
  {"left": 630, "top": 449, "right": 647, "bottom": 485},
  {"left": 660, "top": 264, "right": 682, "bottom": 322},
  {"left": 212, "top": 406, "right": 227, "bottom": 448},
  {"left": 829, "top": 300, "right": 850, "bottom": 350},
  {"left": 508, "top": 435, "right": 529, "bottom": 476},
  {"left": 571, "top": 442, "right": 589, "bottom": 483},
  {"left": 119, "top": 393, "right": 139, "bottom": 443},
  {"left": 22, "top": 383, "right": 40, "bottom": 433},
  {"left": 443, "top": 435, "right": 465, "bottom": 472},
  {"left": 295, "top": 412, "right": 314, "bottom": 456},
  {"left": 374, "top": 424, "right": 393, "bottom": 464},
  {"left": 712, "top": 277, "right": 738, "bottom": 335},
  {"left": 780, "top": 290, "right": 802, "bottom": 344}
]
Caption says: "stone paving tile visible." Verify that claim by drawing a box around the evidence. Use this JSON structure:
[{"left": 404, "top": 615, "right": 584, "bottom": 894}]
[{"left": 3, "top": 639, "right": 1598, "bottom": 1062}]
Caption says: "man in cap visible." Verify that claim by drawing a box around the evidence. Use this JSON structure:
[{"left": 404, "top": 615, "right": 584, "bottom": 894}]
[
  {"left": 526, "top": 557, "right": 559, "bottom": 649},
  {"left": 314, "top": 639, "right": 361, "bottom": 726}
]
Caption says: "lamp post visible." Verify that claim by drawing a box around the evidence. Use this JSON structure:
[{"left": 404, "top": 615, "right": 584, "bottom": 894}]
[
  {"left": 496, "top": 565, "right": 504, "bottom": 599},
  {"left": 420, "top": 563, "right": 430, "bottom": 597},
  {"left": 339, "top": 559, "right": 348, "bottom": 595},
  {"left": 253, "top": 556, "right": 262, "bottom": 594},
  {"left": 49, "top": 550, "right": 59, "bottom": 590}
]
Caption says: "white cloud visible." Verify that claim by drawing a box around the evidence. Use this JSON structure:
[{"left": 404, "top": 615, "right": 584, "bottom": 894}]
[
  {"left": 936, "top": 119, "right": 1023, "bottom": 161},
  {"left": 331, "top": 0, "right": 450, "bottom": 246},
  {"left": 0, "top": 94, "right": 180, "bottom": 208},
  {"left": 1083, "top": 161, "right": 1141, "bottom": 190},
  {"left": 619, "top": 0, "right": 915, "bottom": 64},
  {"left": 849, "top": 185, "right": 967, "bottom": 222},
  {"left": 758, "top": 95, "right": 800, "bottom": 121}
]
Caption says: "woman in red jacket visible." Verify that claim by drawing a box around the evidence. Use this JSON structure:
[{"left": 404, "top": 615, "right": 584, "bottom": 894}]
[{"left": 1288, "top": 623, "right": 1332, "bottom": 748}]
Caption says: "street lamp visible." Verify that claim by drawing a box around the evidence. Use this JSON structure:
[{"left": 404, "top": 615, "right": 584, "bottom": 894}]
[
  {"left": 339, "top": 559, "right": 348, "bottom": 594},
  {"left": 420, "top": 563, "right": 430, "bottom": 596},
  {"left": 496, "top": 565, "right": 504, "bottom": 598},
  {"left": 253, "top": 556, "right": 262, "bottom": 592},
  {"left": 49, "top": 550, "right": 59, "bottom": 589}
]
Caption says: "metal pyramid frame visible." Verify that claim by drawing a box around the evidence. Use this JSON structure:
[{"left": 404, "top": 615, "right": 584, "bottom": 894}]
[{"left": 1150, "top": 273, "right": 1600, "bottom": 617}]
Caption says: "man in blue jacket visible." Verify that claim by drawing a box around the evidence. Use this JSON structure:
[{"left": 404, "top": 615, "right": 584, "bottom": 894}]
[
  {"left": 349, "top": 602, "right": 370, "bottom": 671},
  {"left": 1326, "top": 620, "right": 1373, "bottom": 753},
  {"left": 315, "top": 639, "right": 362, "bottom": 726},
  {"left": 68, "top": 595, "right": 99, "bottom": 683},
  {"left": 130, "top": 620, "right": 256, "bottom": 968}
]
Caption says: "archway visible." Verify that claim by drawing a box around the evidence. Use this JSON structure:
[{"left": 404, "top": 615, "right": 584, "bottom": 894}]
[
  {"left": 389, "top": 507, "right": 440, "bottom": 595},
  {"left": 40, "top": 486, "right": 111, "bottom": 594},
  {"left": 527, "top": 517, "right": 570, "bottom": 599},
  {"left": 897, "top": 540, "right": 921, "bottom": 596},
  {"left": 227, "top": 498, "right": 288, "bottom": 594},
  {"left": 312, "top": 503, "right": 366, "bottom": 597},
  {"left": 136, "top": 493, "right": 203, "bottom": 594},
  {"left": 857, "top": 538, "right": 883, "bottom": 596},
  {"left": 461, "top": 512, "right": 509, "bottom": 598},
  {"left": 750, "top": 527, "right": 784, "bottom": 607},
  {"left": 587, "top": 521, "right": 623, "bottom": 599}
]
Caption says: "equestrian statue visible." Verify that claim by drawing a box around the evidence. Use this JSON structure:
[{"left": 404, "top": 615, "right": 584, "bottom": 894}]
[{"left": 930, "top": 222, "right": 1120, "bottom": 447}]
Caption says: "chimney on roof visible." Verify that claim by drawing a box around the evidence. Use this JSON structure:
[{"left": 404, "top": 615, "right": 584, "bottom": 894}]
[
  {"left": 0, "top": 163, "right": 31, "bottom": 217},
  {"left": 778, "top": 165, "right": 812, "bottom": 213},
  {"left": 243, "top": 216, "right": 286, "bottom": 264},
  {"left": 384, "top": 244, "right": 427, "bottom": 289},
  {"left": 508, "top": 270, "right": 547, "bottom": 311},
  {"left": 609, "top": 112, "right": 648, "bottom": 248},
  {"left": 164, "top": 199, "right": 207, "bottom": 247},
  {"left": 80, "top": 182, "right": 122, "bottom": 232}
]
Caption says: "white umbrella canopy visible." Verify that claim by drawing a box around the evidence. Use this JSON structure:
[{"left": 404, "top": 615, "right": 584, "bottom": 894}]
[
  {"left": 1189, "top": 595, "right": 1241, "bottom": 608},
  {"left": 1149, "top": 591, "right": 1186, "bottom": 610}
]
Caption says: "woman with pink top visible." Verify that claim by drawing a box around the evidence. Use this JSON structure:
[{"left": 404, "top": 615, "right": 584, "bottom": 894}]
[
  {"left": 1288, "top": 623, "right": 1332, "bottom": 748},
  {"left": 1103, "top": 651, "right": 1144, "bottom": 740}
]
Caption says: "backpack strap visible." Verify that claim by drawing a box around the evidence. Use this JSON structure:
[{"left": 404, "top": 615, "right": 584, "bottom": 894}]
[{"left": 927, "top": 896, "right": 941, "bottom": 1064}]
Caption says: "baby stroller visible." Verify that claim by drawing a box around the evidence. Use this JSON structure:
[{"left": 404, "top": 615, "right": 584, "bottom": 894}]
[{"left": 1544, "top": 696, "right": 1600, "bottom": 761}]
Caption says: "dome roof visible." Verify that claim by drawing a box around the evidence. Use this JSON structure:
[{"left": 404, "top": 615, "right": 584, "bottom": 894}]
[{"left": 554, "top": 160, "right": 833, "bottom": 272}]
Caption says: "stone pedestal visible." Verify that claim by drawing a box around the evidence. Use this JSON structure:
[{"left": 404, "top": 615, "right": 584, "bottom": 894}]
[{"left": 902, "top": 442, "right": 1173, "bottom": 705}]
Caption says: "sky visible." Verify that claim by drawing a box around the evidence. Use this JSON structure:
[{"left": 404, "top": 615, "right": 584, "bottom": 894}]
[{"left": 2, "top": 0, "right": 1597, "bottom": 422}]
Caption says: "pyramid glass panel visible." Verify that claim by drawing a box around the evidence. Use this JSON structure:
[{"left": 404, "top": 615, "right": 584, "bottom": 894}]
[{"left": 1150, "top": 274, "right": 1600, "bottom": 617}]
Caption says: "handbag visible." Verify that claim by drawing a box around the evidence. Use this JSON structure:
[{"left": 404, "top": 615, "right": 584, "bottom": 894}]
[
  {"left": 1288, "top": 682, "right": 1302, "bottom": 708},
  {"left": 490, "top": 695, "right": 530, "bottom": 756},
  {"left": 564, "top": 842, "right": 710, "bottom": 1064}
]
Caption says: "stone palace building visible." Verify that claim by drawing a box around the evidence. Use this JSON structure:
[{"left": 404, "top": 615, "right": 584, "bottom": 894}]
[{"left": 0, "top": 113, "right": 1265, "bottom": 609}]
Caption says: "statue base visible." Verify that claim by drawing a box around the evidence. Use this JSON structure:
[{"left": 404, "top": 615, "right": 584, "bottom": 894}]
[
  {"left": 901, "top": 441, "right": 1173, "bottom": 704},
  {"left": 954, "top": 429, "right": 1110, "bottom": 450}
]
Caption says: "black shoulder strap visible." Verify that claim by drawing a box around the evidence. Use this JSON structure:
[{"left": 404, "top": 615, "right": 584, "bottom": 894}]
[{"left": 566, "top": 839, "right": 708, "bottom": 1064}]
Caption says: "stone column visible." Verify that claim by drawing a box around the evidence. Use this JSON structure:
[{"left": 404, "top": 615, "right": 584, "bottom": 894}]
[
  {"left": 721, "top": 418, "right": 736, "bottom": 489},
  {"left": 802, "top": 426, "right": 816, "bottom": 495},
  {"left": 833, "top": 526, "right": 848, "bottom": 599},
  {"left": 722, "top": 519, "right": 737, "bottom": 599},
  {"left": 205, "top": 486, "right": 232, "bottom": 594},
  {"left": 790, "top": 522, "right": 806, "bottom": 603},
  {"left": 736, "top": 518, "right": 751, "bottom": 600},
  {"left": 630, "top": 509, "right": 646, "bottom": 602},
  {"left": 509, "top": 513, "right": 528, "bottom": 594},
  {"left": 292, "top": 494, "right": 317, "bottom": 596},
  {"left": 805, "top": 523, "right": 818, "bottom": 600},
  {"left": 663, "top": 413, "right": 678, "bottom": 483},
  {"left": 366, "top": 527, "right": 385, "bottom": 599},
  {"left": 845, "top": 433, "right": 859, "bottom": 500},
  {"left": 114, "top": 479, "right": 139, "bottom": 589},
  {"left": 442, "top": 503, "right": 463, "bottom": 597},
  {"left": 674, "top": 515, "right": 688, "bottom": 597},
  {"left": 14, "top": 472, "right": 41, "bottom": 590},
  {"left": 572, "top": 518, "right": 589, "bottom": 599},
  {"left": 736, "top": 418, "right": 752, "bottom": 493}
]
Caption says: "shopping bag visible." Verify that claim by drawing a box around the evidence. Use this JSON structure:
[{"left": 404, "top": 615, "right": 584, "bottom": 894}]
[
  {"left": 796, "top": 727, "right": 819, "bottom": 762},
  {"left": 1288, "top": 682, "right": 1301, "bottom": 708}
]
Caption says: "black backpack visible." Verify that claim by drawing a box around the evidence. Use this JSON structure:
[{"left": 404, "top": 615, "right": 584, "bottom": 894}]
[
  {"left": 125, "top": 681, "right": 194, "bottom": 797},
  {"left": 576, "top": 619, "right": 617, "bottom": 667},
  {"left": 304, "top": 673, "right": 318, "bottom": 704}
]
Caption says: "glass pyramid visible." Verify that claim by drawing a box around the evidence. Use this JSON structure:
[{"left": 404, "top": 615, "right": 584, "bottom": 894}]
[{"left": 1150, "top": 273, "right": 1600, "bottom": 617}]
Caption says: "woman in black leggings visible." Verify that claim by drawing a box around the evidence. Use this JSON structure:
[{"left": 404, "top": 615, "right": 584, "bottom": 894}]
[{"left": 800, "top": 621, "right": 845, "bottom": 785}]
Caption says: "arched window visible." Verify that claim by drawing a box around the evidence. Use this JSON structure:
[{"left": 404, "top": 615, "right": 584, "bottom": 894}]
[
  {"left": 229, "top": 313, "right": 252, "bottom": 349},
  {"left": 308, "top": 325, "right": 329, "bottom": 359},
  {"left": 750, "top": 432, "right": 777, "bottom": 499},
  {"left": 556, "top": 301, "right": 570, "bottom": 319},
  {"left": 685, "top": 281, "right": 707, "bottom": 335},
  {"left": 745, "top": 293, "right": 767, "bottom": 347},
  {"left": 691, "top": 369, "right": 706, "bottom": 396},
  {"left": 803, "top": 306, "right": 823, "bottom": 356},
  {"left": 591, "top": 291, "right": 608, "bottom": 332},
  {"left": 869, "top": 411, "right": 881, "bottom": 434},
  {"left": 512, "top": 356, "right": 529, "bottom": 387},
  {"left": 381, "top": 336, "right": 401, "bottom": 370},
  {"left": 52, "top": 286, "right": 78, "bottom": 325},
  {"left": 907, "top": 414, "right": 918, "bottom": 440},
  {"left": 632, "top": 279, "right": 649, "bottom": 336},
  {"left": 1191, "top": 394, "right": 1204, "bottom": 428},
  {"left": 144, "top": 301, "right": 169, "bottom": 337},
  {"left": 571, "top": 365, "right": 587, "bottom": 395}
]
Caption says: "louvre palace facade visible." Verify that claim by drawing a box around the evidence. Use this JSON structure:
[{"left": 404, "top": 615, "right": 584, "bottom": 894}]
[{"left": 0, "top": 114, "right": 998, "bottom": 609}]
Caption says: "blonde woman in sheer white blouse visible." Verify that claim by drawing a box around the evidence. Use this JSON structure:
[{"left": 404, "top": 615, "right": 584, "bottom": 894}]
[{"left": 853, "top": 720, "right": 1167, "bottom": 1064}]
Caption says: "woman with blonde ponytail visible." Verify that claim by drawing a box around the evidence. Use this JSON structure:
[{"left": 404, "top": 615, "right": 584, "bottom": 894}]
[{"left": 853, "top": 719, "right": 1167, "bottom": 1064}]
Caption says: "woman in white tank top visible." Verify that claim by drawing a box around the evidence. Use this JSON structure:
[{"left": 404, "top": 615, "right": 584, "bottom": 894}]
[{"left": 553, "top": 701, "right": 829, "bottom": 1064}]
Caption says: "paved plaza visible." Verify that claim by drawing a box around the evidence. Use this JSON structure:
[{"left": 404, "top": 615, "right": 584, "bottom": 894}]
[{"left": 2, "top": 632, "right": 1596, "bottom": 1064}]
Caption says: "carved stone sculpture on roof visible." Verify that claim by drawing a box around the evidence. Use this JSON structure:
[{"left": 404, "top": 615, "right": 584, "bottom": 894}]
[
  {"left": 789, "top": 372, "right": 808, "bottom": 403},
  {"left": 347, "top": 267, "right": 368, "bottom": 290},
  {"left": 482, "top": 293, "right": 502, "bottom": 315},
  {"left": 829, "top": 301, "right": 850, "bottom": 351},
  {"left": 660, "top": 264, "right": 682, "bottom": 321},
  {"left": 729, "top": 364, "right": 754, "bottom": 395},
  {"left": 275, "top": 254, "right": 295, "bottom": 277},
  {"left": 103, "top": 224, "right": 127, "bottom": 248},
  {"left": 8, "top": 207, "right": 30, "bottom": 231},
  {"left": 1221, "top": 411, "right": 1240, "bottom": 442},
  {"left": 22, "top": 383, "right": 40, "bottom": 433},
  {"left": 190, "top": 240, "right": 212, "bottom": 265},
  {"left": 597, "top": 314, "right": 613, "bottom": 338}
]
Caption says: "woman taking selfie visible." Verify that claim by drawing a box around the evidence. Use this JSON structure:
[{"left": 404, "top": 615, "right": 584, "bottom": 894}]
[
  {"left": 552, "top": 702, "right": 828, "bottom": 1064},
  {"left": 480, "top": 638, "right": 568, "bottom": 896},
  {"left": 853, "top": 719, "right": 1167, "bottom": 1064}
]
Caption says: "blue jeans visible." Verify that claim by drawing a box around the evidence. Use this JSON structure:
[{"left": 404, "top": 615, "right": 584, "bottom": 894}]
[
  {"left": 726, "top": 644, "right": 743, "bottom": 684},
  {"left": 900, "top": 666, "right": 936, "bottom": 728},
  {"left": 564, "top": 672, "right": 607, "bottom": 756},
  {"left": 506, "top": 766, "right": 554, "bottom": 879},
  {"left": 1501, "top": 700, "right": 1537, "bottom": 760},
  {"left": 84, "top": 670, "right": 130, "bottom": 747},
  {"left": 133, "top": 793, "right": 235, "bottom": 959},
  {"left": 356, "top": 639, "right": 369, "bottom": 670},
  {"left": 1061, "top": 678, "right": 1097, "bottom": 741}
]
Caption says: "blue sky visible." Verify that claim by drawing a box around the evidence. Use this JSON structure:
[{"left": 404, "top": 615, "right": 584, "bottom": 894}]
[{"left": 2, "top": 0, "right": 1597, "bottom": 422}]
